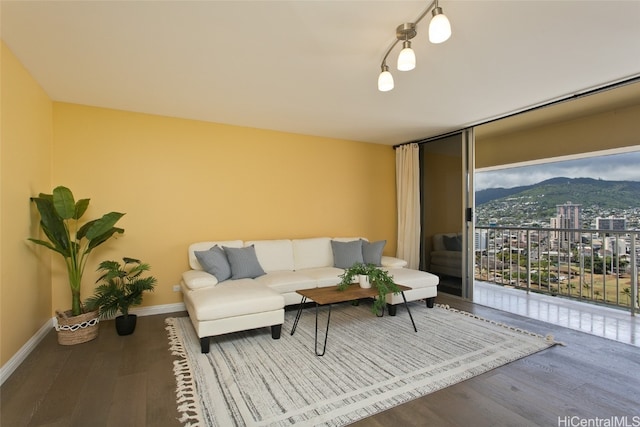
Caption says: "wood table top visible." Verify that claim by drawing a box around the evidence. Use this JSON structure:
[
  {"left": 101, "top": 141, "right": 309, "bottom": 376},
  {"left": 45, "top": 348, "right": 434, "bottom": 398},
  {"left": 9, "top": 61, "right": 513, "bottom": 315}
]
[{"left": 296, "top": 283, "right": 410, "bottom": 305}]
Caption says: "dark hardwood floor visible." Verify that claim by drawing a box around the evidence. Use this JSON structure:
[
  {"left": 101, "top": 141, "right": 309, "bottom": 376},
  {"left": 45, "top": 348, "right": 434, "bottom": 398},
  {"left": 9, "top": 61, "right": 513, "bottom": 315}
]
[
  {"left": 1, "top": 313, "right": 182, "bottom": 427},
  {"left": 2, "top": 294, "right": 639, "bottom": 427}
]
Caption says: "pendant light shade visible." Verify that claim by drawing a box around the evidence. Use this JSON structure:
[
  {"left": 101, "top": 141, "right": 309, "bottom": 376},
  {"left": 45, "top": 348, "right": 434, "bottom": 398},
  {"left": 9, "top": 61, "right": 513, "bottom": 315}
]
[
  {"left": 378, "top": 64, "right": 394, "bottom": 92},
  {"left": 429, "top": 7, "right": 451, "bottom": 44},
  {"left": 397, "top": 41, "right": 416, "bottom": 71}
]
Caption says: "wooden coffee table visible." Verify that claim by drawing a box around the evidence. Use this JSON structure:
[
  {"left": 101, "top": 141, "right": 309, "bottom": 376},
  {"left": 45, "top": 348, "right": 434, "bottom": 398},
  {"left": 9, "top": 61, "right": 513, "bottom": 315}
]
[{"left": 290, "top": 284, "right": 417, "bottom": 356}]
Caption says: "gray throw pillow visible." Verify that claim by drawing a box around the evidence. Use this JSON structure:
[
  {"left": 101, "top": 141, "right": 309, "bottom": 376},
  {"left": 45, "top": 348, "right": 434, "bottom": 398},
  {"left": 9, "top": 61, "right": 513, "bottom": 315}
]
[
  {"left": 223, "top": 245, "right": 266, "bottom": 279},
  {"left": 331, "top": 240, "right": 364, "bottom": 269},
  {"left": 194, "top": 245, "right": 232, "bottom": 282},
  {"left": 443, "top": 235, "right": 462, "bottom": 251},
  {"left": 362, "top": 239, "right": 386, "bottom": 266}
]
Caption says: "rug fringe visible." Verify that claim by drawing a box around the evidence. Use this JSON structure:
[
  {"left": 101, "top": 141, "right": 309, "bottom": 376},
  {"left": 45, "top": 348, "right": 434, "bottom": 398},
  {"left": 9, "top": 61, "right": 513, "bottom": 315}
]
[
  {"left": 166, "top": 318, "right": 204, "bottom": 426},
  {"left": 435, "top": 303, "right": 566, "bottom": 346}
]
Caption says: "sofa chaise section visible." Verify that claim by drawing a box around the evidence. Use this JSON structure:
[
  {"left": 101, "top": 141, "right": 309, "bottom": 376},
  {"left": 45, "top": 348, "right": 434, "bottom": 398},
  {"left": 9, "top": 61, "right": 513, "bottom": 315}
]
[
  {"left": 383, "top": 267, "right": 439, "bottom": 314},
  {"left": 183, "top": 279, "right": 284, "bottom": 353}
]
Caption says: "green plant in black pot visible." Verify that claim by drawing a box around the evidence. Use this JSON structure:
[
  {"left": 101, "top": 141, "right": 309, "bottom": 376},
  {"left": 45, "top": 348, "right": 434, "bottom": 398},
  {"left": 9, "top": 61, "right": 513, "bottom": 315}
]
[
  {"left": 338, "top": 263, "right": 401, "bottom": 314},
  {"left": 86, "top": 257, "right": 157, "bottom": 335}
]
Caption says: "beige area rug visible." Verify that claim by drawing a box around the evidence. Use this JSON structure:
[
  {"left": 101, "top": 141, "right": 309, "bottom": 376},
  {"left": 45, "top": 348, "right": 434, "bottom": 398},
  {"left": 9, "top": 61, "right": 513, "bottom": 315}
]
[{"left": 166, "top": 302, "right": 558, "bottom": 426}]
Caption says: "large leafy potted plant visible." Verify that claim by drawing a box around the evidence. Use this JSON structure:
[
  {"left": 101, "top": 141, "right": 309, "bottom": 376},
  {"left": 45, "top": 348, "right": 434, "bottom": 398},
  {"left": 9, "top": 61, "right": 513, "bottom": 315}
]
[
  {"left": 86, "top": 257, "right": 157, "bottom": 335},
  {"left": 29, "top": 186, "right": 125, "bottom": 344},
  {"left": 338, "top": 263, "right": 401, "bottom": 314}
]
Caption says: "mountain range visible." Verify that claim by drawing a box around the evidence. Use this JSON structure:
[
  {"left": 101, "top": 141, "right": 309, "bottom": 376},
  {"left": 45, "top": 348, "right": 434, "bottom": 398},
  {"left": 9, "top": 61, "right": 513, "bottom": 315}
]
[{"left": 475, "top": 177, "right": 640, "bottom": 226}]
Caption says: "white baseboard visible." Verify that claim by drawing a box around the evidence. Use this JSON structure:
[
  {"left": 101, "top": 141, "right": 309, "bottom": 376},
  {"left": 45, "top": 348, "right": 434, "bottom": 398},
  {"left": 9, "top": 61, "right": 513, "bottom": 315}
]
[
  {"left": 0, "top": 302, "right": 186, "bottom": 386},
  {"left": 0, "top": 318, "right": 53, "bottom": 386},
  {"left": 130, "top": 302, "right": 186, "bottom": 317}
]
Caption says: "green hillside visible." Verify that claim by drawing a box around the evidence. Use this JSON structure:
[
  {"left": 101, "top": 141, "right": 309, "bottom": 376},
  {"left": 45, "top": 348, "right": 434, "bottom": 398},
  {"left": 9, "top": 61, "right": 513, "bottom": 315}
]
[{"left": 475, "top": 177, "right": 640, "bottom": 227}]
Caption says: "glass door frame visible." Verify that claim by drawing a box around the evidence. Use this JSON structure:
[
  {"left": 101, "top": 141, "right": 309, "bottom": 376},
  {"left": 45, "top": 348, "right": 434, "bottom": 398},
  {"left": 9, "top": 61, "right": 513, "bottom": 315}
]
[{"left": 461, "top": 128, "right": 475, "bottom": 300}]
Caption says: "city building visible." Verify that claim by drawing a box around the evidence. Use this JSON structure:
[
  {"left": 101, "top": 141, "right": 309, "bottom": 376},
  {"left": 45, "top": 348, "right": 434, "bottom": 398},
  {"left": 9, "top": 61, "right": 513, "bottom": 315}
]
[
  {"left": 597, "top": 216, "right": 627, "bottom": 231},
  {"left": 551, "top": 201, "right": 582, "bottom": 248},
  {"left": 475, "top": 229, "right": 488, "bottom": 252}
]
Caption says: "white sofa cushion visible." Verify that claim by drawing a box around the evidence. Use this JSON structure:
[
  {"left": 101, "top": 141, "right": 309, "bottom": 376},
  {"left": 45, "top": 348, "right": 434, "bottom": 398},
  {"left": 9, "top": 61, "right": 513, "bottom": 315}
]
[
  {"left": 381, "top": 256, "right": 408, "bottom": 268},
  {"left": 292, "top": 237, "right": 333, "bottom": 270},
  {"left": 253, "top": 270, "right": 317, "bottom": 293},
  {"left": 188, "top": 280, "right": 284, "bottom": 321},
  {"left": 188, "top": 240, "right": 243, "bottom": 270},
  {"left": 383, "top": 267, "right": 439, "bottom": 289},
  {"left": 300, "top": 267, "right": 344, "bottom": 287},
  {"left": 383, "top": 268, "right": 439, "bottom": 304},
  {"left": 182, "top": 269, "right": 218, "bottom": 290},
  {"left": 246, "top": 239, "right": 295, "bottom": 272}
]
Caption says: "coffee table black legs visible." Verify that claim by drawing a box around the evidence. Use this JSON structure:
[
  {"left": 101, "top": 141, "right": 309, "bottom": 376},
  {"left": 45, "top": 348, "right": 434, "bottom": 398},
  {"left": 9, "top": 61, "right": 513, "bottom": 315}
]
[
  {"left": 291, "top": 293, "right": 416, "bottom": 356},
  {"left": 385, "top": 293, "right": 418, "bottom": 332},
  {"left": 314, "top": 303, "right": 331, "bottom": 356},
  {"left": 290, "top": 296, "right": 307, "bottom": 335},
  {"left": 401, "top": 291, "right": 418, "bottom": 332},
  {"left": 291, "top": 296, "right": 332, "bottom": 356}
]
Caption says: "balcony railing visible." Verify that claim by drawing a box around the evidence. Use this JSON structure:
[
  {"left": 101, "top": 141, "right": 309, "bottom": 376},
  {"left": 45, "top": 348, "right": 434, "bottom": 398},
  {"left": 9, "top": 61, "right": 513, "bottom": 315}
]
[{"left": 474, "top": 226, "right": 639, "bottom": 316}]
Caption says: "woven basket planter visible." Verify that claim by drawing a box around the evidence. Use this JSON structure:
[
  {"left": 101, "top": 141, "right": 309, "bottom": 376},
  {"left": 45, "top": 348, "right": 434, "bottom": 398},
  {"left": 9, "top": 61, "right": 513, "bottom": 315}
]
[{"left": 55, "top": 309, "right": 100, "bottom": 345}]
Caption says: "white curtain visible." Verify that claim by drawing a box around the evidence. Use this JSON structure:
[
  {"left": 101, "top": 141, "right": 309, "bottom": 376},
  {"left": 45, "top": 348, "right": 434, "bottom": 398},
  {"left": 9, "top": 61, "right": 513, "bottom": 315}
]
[{"left": 396, "top": 143, "right": 420, "bottom": 269}]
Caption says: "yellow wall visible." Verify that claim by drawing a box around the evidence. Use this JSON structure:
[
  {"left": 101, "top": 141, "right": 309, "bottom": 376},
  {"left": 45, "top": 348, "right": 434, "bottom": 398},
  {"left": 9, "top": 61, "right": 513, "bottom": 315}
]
[
  {"left": 51, "top": 103, "right": 397, "bottom": 313},
  {"left": 1, "top": 42, "right": 53, "bottom": 366},
  {"left": 475, "top": 103, "right": 640, "bottom": 168},
  {"left": 1, "top": 44, "right": 396, "bottom": 369}
]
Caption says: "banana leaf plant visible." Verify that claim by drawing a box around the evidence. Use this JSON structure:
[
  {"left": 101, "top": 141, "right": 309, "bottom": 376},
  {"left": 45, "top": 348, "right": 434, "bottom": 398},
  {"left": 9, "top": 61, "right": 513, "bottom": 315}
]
[
  {"left": 86, "top": 257, "right": 157, "bottom": 319},
  {"left": 29, "top": 186, "right": 125, "bottom": 316}
]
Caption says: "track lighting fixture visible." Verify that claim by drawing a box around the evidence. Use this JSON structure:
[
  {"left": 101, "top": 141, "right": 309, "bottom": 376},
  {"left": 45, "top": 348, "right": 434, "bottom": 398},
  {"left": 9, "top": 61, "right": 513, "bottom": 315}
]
[
  {"left": 377, "top": 0, "right": 452, "bottom": 92},
  {"left": 378, "top": 63, "right": 394, "bottom": 92},
  {"left": 429, "top": 3, "right": 452, "bottom": 44},
  {"left": 397, "top": 40, "right": 416, "bottom": 71}
]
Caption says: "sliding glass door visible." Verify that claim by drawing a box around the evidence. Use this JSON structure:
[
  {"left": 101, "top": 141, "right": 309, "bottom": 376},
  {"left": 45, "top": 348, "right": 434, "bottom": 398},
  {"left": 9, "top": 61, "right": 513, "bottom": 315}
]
[{"left": 419, "top": 129, "right": 475, "bottom": 299}]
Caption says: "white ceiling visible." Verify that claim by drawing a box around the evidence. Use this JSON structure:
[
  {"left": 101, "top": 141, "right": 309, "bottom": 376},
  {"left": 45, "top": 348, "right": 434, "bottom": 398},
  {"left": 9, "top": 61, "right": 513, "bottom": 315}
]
[{"left": 2, "top": 1, "right": 640, "bottom": 145}]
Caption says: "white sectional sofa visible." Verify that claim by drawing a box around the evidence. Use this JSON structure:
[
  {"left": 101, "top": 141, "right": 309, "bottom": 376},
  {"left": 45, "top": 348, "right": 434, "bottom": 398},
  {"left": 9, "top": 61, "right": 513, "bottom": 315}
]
[{"left": 181, "top": 237, "right": 439, "bottom": 353}]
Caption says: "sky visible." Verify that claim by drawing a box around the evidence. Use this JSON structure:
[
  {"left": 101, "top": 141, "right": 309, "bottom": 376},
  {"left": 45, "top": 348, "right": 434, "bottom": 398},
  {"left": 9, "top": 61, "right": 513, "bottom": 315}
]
[{"left": 475, "top": 150, "right": 640, "bottom": 191}]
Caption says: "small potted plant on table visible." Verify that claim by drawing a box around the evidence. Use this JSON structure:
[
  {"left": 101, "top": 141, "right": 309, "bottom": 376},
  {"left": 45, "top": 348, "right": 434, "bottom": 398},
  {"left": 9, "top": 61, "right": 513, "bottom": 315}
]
[
  {"left": 86, "top": 257, "right": 157, "bottom": 335},
  {"left": 338, "top": 263, "right": 401, "bottom": 314}
]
